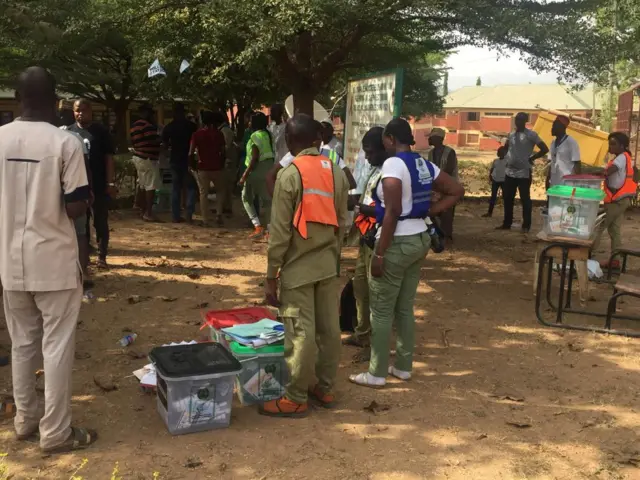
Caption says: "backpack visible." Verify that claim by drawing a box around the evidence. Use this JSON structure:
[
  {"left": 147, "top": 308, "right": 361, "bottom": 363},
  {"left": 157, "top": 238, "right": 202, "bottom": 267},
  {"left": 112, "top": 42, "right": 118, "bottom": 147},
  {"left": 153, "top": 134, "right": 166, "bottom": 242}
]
[{"left": 339, "top": 279, "right": 357, "bottom": 333}]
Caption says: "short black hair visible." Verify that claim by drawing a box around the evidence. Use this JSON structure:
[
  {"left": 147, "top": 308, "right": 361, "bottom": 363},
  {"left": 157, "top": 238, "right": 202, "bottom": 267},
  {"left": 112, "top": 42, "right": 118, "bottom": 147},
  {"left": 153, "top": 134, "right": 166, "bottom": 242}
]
[
  {"left": 212, "top": 111, "right": 227, "bottom": 125},
  {"left": 384, "top": 117, "right": 415, "bottom": 146},
  {"left": 321, "top": 120, "right": 334, "bottom": 134},
  {"left": 139, "top": 103, "right": 154, "bottom": 114},
  {"left": 201, "top": 110, "right": 214, "bottom": 125},
  {"left": 173, "top": 102, "right": 186, "bottom": 115},
  {"left": 74, "top": 98, "right": 91, "bottom": 108},
  {"left": 251, "top": 112, "right": 268, "bottom": 131},
  {"left": 609, "top": 131, "right": 630, "bottom": 150},
  {"left": 16, "top": 66, "right": 56, "bottom": 106},
  {"left": 497, "top": 146, "right": 507, "bottom": 157},
  {"left": 362, "top": 126, "right": 385, "bottom": 151},
  {"left": 286, "top": 114, "right": 318, "bottom": 146}
]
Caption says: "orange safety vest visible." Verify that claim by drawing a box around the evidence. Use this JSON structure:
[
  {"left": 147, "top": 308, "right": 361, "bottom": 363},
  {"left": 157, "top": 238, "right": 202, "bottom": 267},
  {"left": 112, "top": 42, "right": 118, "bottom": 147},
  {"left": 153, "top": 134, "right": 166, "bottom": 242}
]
[
  {"left": 604, "top": 151, "right": 637, "bottom": 204},
  {"left": 292, "top": 155, "right": 339, "bottom": 239},
  {"left": 354, "top": 203, "right": 376, "bottom": 236}
]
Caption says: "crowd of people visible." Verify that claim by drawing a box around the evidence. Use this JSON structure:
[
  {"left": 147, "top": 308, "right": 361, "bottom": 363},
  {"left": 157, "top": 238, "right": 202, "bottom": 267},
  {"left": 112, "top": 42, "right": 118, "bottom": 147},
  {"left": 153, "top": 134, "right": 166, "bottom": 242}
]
[{"left": 0, "top": 65, "right": 636, "bottom": 453}]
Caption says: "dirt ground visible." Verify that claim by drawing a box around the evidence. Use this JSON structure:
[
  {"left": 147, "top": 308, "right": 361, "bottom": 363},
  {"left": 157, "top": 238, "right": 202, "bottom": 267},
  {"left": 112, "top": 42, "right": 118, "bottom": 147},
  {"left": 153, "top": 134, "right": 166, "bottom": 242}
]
[{"left": 2, "top": 156, "right": 640, "bottom": 479}]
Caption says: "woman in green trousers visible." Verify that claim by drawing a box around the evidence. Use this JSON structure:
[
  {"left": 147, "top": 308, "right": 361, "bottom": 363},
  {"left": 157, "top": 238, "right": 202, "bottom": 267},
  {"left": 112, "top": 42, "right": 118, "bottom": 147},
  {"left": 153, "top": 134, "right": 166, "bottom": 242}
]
[{"left": 349, "top": 118, "right": 464, "bottom": 388}]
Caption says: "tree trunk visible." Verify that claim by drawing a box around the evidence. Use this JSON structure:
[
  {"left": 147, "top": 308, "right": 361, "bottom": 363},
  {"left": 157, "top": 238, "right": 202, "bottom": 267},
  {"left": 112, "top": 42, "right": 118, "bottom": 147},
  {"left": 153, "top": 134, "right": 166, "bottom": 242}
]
[
  {"left": 111, "top": 99, "right": 131, "bottom": 154},
  {"left": 292, "top": 88, "right": 315, "bottom": 117},
  {"left": 236, "top": 103, "right": 247, "bottom": 140}
]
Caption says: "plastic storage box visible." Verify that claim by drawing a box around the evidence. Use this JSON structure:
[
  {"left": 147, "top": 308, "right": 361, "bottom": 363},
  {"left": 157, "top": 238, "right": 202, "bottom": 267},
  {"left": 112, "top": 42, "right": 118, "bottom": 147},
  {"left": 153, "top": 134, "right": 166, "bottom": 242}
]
[
  {"left": 562, "top": 174, "right": 603, "bottom": 190},
  {"left": 149, "top": 343, "right": 242, "bottom": 435},
  {"left": 203, "top": 307, "right": 276, "bottom": 350},
  {"left": 229, "top": 341, "right": 288, "bottom": 405},
  {"left": 546, "top": 185, "right": 605, "bottom": 240}
]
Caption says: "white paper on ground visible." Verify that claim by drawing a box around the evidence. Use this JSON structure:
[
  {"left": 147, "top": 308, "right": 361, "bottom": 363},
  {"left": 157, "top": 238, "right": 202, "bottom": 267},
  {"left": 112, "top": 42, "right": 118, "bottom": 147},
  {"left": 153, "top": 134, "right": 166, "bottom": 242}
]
[{"left": 587, "top": 259, "right": 603, "bottom": 279}]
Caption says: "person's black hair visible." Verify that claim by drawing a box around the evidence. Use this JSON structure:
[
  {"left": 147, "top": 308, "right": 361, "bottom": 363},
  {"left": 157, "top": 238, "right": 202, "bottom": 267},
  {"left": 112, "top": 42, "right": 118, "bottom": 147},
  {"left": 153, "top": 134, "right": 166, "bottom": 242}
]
[
  {"left": 270, "top": 104, "right": 284, "bottom": 119},
  {"left": 321, "top": 120, "right": 334, "bottom": 135},
  {"left": 201, "top": 110, "right": 215, "bottom": 126},
  {"left": 212, "top": 111, "right": 227, "bottom": 126},
  {"left": 362, "top": 126, "right": 385, "bottom": 152},
  {"left": 515, "top": 112, "right": 529, "bottom": 121},
  {"left": 139, "top": 103, "right": 154, "bottom": 115},
  {"left": 251, "top": 112, "right": 272, "bottom": 145},
  {"left": 384, "top": 117, "right": 415, "bottom": 146},
  {"left": 286, "top": 114, "right": 318, "bottom": 148},
  {"left": 497, "top": 146, "right": 507, "bottom": 157},
  {"left": 16, "top": 66, "right": 56, "bottom": 106},
  {"left": 173, "top": 102, "right": 186, "bottom": 116},
  {"left": 58, "top": 109, "right": 75, "bottom": 127},
  {"left": 74, "top": 98, "right": 91, "bottom": 108},
  {"left": 609, "top": 131, "right": 631, "bottom": 153}
]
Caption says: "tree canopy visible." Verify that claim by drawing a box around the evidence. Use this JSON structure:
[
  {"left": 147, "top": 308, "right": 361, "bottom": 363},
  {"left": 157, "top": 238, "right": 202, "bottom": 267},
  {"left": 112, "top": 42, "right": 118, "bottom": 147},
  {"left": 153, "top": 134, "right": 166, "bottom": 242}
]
[{"left": 0, "top": 0, "right": 625, "bottom": 141}]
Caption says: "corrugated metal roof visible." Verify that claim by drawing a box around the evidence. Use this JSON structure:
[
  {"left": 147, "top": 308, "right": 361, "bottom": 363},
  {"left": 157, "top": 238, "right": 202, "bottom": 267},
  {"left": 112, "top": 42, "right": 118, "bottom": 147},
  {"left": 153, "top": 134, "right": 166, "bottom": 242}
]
[{"left": 445, "top": 84, "right": 603, "bottom": 111}]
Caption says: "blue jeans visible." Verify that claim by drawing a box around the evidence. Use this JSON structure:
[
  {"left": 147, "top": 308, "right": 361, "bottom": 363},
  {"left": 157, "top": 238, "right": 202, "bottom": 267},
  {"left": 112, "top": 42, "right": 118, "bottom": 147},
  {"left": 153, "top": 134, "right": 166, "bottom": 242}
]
[{"left": 171, "top": 164, "right": 197, "bottom": 221}]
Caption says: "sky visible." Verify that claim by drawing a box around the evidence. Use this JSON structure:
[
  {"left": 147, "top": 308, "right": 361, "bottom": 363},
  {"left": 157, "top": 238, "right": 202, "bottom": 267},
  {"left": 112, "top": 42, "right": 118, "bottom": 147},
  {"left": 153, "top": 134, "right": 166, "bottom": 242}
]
[{"left": 446, "top": 45, "right": 559, "bottom": 92}]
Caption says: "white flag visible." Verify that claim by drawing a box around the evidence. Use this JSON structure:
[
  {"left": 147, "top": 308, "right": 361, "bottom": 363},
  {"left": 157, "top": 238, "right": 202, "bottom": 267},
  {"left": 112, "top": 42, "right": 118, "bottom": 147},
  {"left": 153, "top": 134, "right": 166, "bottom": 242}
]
[
  {"left": 179, "top": 59, "right": 190, "bottom": 74},
  {"left": 148, "top": 58, "right": 166, "bottom": 78}
]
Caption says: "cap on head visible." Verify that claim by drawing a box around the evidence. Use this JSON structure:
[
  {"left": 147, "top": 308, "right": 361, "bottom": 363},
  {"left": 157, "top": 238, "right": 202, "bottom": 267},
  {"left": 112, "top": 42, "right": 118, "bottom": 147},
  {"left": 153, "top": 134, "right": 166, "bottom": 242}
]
[
  {"left": 555, "top": 115, "right": 570, "bottom": 127},
  {"left": 429, "top": 127, "right": 446, "bottom": 139}
]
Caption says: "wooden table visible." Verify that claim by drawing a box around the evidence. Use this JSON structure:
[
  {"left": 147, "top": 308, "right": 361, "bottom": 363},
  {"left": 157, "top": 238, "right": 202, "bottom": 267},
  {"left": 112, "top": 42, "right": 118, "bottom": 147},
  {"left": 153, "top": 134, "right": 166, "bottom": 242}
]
[{"left": 534, "top": 231, "right": 640, "bottom": 336}]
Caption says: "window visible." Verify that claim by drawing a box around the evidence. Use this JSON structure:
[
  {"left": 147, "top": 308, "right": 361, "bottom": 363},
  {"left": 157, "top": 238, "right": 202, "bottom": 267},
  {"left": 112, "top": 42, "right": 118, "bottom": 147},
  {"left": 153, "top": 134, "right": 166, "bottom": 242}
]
[
  {"left": 466, "top": 133, "right": 480, "bottom": 144},
  {"left": 484, "top": 112, "right": 514, "bottom": 117},
  {"left": 0, "top": 111, "right": 14, "bottom": 126},
  {"left": 466, "top": 112, "right": 480, "bottom": 121}
]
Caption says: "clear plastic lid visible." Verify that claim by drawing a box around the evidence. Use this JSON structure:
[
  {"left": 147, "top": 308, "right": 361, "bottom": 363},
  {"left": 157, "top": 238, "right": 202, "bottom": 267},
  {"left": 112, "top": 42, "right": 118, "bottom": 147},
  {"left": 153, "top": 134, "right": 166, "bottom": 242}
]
[{"left": 547, "top": 185, "right": 605, "bottom": 201}]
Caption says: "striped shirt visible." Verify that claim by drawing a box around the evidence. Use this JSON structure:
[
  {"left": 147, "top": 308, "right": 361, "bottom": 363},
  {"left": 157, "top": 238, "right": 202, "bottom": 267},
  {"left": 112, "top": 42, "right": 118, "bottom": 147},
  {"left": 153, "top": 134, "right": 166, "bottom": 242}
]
[{"left": 130, "top": 119, "right": 161, "bottom": 160}]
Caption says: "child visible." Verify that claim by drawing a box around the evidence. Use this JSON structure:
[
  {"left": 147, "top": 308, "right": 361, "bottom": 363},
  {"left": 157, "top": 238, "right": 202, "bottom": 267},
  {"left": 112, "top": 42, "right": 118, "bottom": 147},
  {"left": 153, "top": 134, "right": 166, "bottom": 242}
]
[{"left": 482, "top": 146, "right": 507, "bottom": 218}]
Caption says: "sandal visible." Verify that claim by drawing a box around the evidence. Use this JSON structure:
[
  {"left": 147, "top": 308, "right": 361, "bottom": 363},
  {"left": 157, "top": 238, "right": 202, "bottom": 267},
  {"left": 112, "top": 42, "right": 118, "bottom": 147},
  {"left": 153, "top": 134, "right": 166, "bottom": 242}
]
[
  {"left": 342, "top": 335, "right": 368, "bottom": 348},
  {"left": 1, "top": 396, "right": 16, "bottom": 419},
  {"left": 142, "top": 215, "right": 163, "bottom": 223},
  {"left": 348, "top": 372, "right": 385, "bottom": 389},
  {"left": 96, "top": 259, "right": 108, "bottom": 270},
  {"left": 42, "top": 426, "right": 98, "bottom": 454}
]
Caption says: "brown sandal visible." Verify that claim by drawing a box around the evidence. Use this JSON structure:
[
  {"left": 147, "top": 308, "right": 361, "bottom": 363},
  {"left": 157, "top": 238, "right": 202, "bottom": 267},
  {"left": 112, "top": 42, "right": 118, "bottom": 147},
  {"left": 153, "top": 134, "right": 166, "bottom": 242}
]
[
  {"left": 1, "top": 396, "right": 16, "bottom": 420},
  {"left": 41, "top": 426, "right": 98, "bottom": 454}
]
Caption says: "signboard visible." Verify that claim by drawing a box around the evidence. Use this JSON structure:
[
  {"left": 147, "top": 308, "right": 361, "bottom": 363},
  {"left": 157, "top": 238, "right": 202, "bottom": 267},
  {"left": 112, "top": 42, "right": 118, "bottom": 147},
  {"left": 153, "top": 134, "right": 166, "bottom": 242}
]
[{"left": 342, "top": 69, "right": 403, "bottom": 169}]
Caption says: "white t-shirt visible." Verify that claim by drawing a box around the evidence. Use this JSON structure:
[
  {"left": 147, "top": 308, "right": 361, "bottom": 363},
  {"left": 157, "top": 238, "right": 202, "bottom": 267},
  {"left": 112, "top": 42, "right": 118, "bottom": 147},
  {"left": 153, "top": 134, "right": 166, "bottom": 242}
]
[
  {"left": 549, "top": 135, "right": 580, "bottom": 186},
  {"left": 375, "top": 156, "right": 440, "bottom": 237},
  {"left": 268, "top": 122, "right": 287, "bottom": 163},
  {"left": 322, "top": 137, "right": 343, "bottom": 157},
  {"left": 352, "top": 148, "right": 371, "bottom": 195},
  {"left": 608, "top": 153, "right": 629, "bottom": 191},
  {"left": 491, "top": 157, "right": 507, "bottom": 182},
  {"left": 0, "top": 121, "right": 89, "bottom": 291},
  {"left": 280, "top": 149, "right": 346, "bottom": 170}
]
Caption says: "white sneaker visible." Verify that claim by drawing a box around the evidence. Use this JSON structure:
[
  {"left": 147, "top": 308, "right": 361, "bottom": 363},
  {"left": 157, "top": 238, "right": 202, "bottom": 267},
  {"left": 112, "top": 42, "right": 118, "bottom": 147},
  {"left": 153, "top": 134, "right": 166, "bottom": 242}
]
[
  {"left": 348, "top": 372, "right": 386, "bottom": 389},
  {"left": 388, "top": 366, "right": 411, "bottom": 381}
]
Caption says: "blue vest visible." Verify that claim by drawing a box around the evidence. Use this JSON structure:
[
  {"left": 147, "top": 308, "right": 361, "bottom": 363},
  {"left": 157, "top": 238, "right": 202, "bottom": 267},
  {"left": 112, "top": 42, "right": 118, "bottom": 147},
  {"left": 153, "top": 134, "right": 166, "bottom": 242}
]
[{"left": 372, "top": 151, "right": 435, "bottom": 224}]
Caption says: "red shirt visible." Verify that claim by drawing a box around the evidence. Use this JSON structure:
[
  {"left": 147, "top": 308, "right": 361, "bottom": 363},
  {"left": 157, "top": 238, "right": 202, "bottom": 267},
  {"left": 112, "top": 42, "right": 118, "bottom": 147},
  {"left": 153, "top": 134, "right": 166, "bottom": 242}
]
[{"left": 191, "top": 127, "right": 225, "bottom": 171}]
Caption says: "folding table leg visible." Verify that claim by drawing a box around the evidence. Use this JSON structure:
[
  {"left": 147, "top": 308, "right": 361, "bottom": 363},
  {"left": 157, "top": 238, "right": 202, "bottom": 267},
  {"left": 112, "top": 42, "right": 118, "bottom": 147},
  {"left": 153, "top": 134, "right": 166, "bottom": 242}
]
[{"left": 556, "top": 249, "right": 569, "bottom": 324}]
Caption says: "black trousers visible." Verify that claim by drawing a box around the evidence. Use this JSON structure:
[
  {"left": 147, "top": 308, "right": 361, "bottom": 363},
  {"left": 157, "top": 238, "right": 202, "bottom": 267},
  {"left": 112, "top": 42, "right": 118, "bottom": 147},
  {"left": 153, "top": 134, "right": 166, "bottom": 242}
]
[
  {"left": 488, "top": 181, "right": 504, "bottom": 215},
  {"left": 92, "top": 194, "right": 110, "bottom": 260},
  {"left": 502, "top": 175, "right": 532, "bottom": 229}
]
